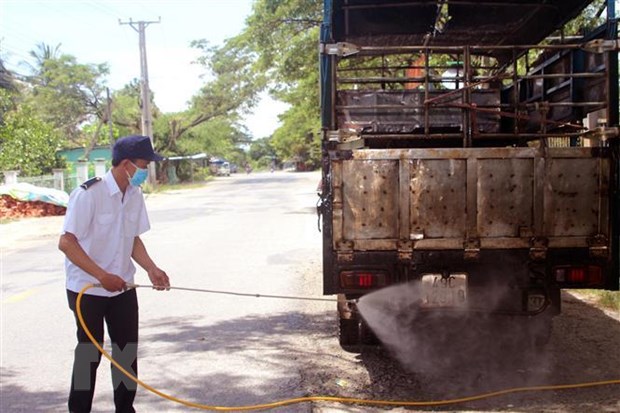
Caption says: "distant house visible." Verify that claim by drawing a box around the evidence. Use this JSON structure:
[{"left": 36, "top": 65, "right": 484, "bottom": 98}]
[
  {"left": 166, "top": 153, "right": 208, "bottom": 183},
  {"left": 57, "top": 146, "right": 112, "bottom": 163}
]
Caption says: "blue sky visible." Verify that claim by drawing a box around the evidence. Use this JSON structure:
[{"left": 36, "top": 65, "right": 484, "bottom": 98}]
[{"left": 0, "top": 0, "right": 288, "bottom": 138}]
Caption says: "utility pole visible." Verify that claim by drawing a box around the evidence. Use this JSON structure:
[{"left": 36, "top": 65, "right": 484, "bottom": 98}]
[{"left": 119, "top": 17, "right": 160, "bottom": 184}]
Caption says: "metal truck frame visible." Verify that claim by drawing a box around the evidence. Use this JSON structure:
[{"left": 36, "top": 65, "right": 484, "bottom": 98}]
[{"left": 318, "top": 0, "right": 619, "bottom": 348}]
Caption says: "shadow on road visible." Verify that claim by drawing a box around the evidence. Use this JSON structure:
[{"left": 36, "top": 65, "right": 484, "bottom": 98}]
[
  {"left": 127, "top": 292, "right": 620, "bottom": 412},
  {"left": 11, "top": 294, "right": 612, "bottom": 412},
  {"left": 1, "top": 368, "right": 67, "bottom": 412},
  {"left": 136, "top": 311, "right": 335, "bottom": 411}
]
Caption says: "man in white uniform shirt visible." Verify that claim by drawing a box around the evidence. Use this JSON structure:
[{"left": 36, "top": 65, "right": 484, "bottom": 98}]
[{"left": 59, "top": 135, "right": 170, "bottom": 413}]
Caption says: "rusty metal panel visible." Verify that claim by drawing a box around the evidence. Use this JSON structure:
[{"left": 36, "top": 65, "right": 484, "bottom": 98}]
[
  {"left": 398, "top": 159, "right": 411, "bottom": 241},
  {"left": 533, "top": 156, "right": 545, "bottom": 235},
  {"left": 477, "top": 159, "right": 534, "bottom": 237},
  {"left": 544, "top": 157, "right": 607, "bottom": 237},
  {"left": 352, "top": 147, "right": 540, "bottom": 161},
  {"left": 342, "top": 160, "right": 400, "bottom": 240},
  {"left": 598, "top": 158, "right": 610, "bottom": 237},
  {"left": 410, "top": 159, "right": 467, "bottom": 239},
  {"left": 466, "top": 158, "right": 478, "bottom": 237},
  {"left": 331, "top": 160, "right": 344, "bottom": 249},
  {"left": 413, "top": 238, "right": 464, "bottom": 250},
  {"left": 352, "top": 240, "right": 399, "bottom": 251},
  {"left": 333, "top": 147, "right": 610, "bottom": 252},
  {"left": 548, "top": 237, "right": 591, "bottom": 248},
  {"left": 412, "top": 236, "right": 591, "bottom": 250}
]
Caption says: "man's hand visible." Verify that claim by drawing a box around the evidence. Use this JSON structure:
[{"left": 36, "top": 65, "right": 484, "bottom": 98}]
[
  {"left": 147, "top": 267, "right": 170, "bottom": 291},
  {"left": 99, "top": 273, "right": 127, "bottom": 292}
]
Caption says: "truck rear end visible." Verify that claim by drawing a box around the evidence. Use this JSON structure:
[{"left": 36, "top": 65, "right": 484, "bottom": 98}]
[{"left": 318, "top": 0, "right": 619, "bottom": 348}]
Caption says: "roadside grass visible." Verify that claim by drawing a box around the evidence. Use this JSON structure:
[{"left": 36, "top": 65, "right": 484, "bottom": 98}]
[
  {"left": 596, "top": 290, "right": 620, "bottom": 311},
  {"left": 142, "top": 179, "right": 212, "bottom": 194},
  {"left": 572, "top": 289, "right": 620, "bottom": 313}
]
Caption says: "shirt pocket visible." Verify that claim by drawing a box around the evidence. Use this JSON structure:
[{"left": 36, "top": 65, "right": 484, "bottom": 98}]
[
  {"left": 95, "top": 213, "right": 116, "bottom": 239},
  {"left": 123, "top": 212, "right": 140, "bottom": 238}
]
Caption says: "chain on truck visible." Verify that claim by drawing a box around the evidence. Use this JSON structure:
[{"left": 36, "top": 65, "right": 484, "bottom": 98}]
[{"left": 317, "top": 0, "right": 620, "bottom": 349}]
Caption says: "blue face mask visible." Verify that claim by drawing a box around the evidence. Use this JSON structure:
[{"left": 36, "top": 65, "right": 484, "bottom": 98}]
[{"left": 128, "top": 162, "right": 149, "bottom": 186}]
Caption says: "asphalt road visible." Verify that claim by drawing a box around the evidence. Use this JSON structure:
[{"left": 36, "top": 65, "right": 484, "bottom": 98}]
[
  {"left": 1, "top": 170, "right": 619, "bottom": 413},
  {"left": 1, "top": 171, "right": 326, "bottom": 412}
]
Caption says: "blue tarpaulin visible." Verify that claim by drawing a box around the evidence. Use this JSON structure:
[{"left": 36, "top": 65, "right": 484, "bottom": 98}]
[{"left": 0, "top": 183, "right": 69, "bottom": 208}]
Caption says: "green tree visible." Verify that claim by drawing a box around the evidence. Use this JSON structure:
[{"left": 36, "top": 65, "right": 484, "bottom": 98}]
[
  {"left": 0, "top": 61, "right": 18, "bottom": 125},
  {"left": 563, "top": 0, "right": 607, "bottom": 35},
  {"left": 158, "top": 39, "right": 264, "bottom": 155},
  {"left": 110, "top": 80, "right": 144, "bottom": 136},
  {"left": 186, "top": 117, "right": 251, "bottom": 158},
  {"left": 235, "top": 0, "right": 322, "bottom": 167},
  {"left": 150, "top": 39, "right": 264, "bottom": 180},
  {"left": 0, "top": 90, "right": 65, "bottom": 176},
  {"left": 84, "top": 79, "right": 160, "bottom": 152},
  {"left": 0, "top": 59, "right": 17, "bottom": 93},
  {"left": 24, "top": 45, "right": 109, "bottom": 146},
  {"left": 24, "top": 42, "right": 62, "bottom": 78},
  {"left": 248, "top": 136, "right": 275, "bottom": 161}
]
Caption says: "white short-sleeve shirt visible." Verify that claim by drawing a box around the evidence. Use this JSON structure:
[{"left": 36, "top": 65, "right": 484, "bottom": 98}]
[{"left": 62, "top": 170, "right": 151, "bottom": 297}]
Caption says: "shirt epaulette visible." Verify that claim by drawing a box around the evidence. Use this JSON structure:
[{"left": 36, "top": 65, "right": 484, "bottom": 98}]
[{"left": 80, "top": 177, "right": 102, "bottom": 190}]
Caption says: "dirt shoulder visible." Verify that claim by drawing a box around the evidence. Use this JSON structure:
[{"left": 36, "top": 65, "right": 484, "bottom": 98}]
[{"left": 567, "top": 290, "right": 620, "bottom": 322}]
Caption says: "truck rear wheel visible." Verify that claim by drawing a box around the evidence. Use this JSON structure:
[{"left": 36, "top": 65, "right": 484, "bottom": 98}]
[
  {"left": 360, "top": 320, "right": 380, "bottom": 345},
  {"left": 337, "top": 294, "right": 381, "bottom": 350},
  {"left": 339, "top": 318, "right": 360, "bottom": 349},
  {"left": 339, "top": 316, "right": 380, "bottom": 350}
]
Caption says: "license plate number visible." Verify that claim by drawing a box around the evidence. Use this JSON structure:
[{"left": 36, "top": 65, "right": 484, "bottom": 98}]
[{"left": 421, "top": 273, "right": 467, "bottom": 308}]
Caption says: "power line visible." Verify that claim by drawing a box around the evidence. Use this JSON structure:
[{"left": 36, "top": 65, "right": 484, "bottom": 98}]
[{"left": 84, "top": 0, "right": 119, "bottom": 18}]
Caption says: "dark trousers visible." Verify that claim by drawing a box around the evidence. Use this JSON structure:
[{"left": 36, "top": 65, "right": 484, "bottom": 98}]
[{"left": 67, "top": 289, "right": 139, "bottom": 413}]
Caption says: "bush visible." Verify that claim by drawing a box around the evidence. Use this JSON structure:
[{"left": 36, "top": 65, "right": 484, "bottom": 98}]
[
  {"left": 598, "top": 291, "right": 620, "bottom": 312},
  {"left": 0, "top": 100, "right": 65, "bottom": 176}
]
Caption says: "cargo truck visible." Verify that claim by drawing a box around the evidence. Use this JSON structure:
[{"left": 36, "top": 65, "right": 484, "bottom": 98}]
[{"left": 318, "top": 0, "right": 619, "bottom": 348}]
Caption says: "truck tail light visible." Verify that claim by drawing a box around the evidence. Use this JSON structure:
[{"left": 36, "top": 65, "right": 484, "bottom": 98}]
[
  {"left": 568, "top": 268, "right": 585, "bottom": 283},
  {"left": 340, "top": 271, "right": 386, "bottom": 289},
  {"left": 553, "top": 265, "right": 603, "bottom": 286}
]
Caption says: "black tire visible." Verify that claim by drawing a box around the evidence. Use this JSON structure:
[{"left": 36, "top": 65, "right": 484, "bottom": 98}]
[
  {"left": 360, "top": 320, "right": 381, "bottom": 345},
  {"left": 338, "top": 317, "right": 381, "bottom": 350},
  {"left": 339, "top": 318, "right": 361, "bottom": 351}
]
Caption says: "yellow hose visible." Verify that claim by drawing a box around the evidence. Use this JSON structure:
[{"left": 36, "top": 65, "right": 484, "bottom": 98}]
[{"left": 76, "top": 284, "right": 620, "bottom": 411}]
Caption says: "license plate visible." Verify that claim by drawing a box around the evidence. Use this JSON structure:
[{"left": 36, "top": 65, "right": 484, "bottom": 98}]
[{"left": 421, "top": 273, "right": 468, "bottom": 308}]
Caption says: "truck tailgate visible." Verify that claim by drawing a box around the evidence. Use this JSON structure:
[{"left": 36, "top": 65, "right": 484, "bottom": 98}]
[{"left": 331, "top": 147, "right": 610, "bottom": 252}]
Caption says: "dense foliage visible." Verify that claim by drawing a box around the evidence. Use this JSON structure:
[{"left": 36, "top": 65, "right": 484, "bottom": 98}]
[
  {"left": 0, "top": 90, "right": 65, "bottom": 175},
  {"left": 239, "top": 0, "right": 323, "bottom": 169}
]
